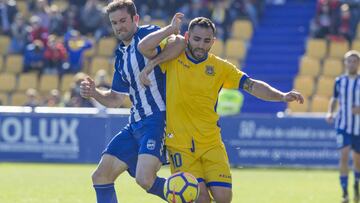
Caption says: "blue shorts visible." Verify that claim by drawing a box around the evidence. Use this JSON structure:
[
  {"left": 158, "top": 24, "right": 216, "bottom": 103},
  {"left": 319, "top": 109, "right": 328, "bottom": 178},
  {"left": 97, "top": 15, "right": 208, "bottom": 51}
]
[
  {"left": 336, "top": 130, "right": 360, "bottom": 153},
  {"left": 103, "top": 112, "right": 166, "bottom": 177}
]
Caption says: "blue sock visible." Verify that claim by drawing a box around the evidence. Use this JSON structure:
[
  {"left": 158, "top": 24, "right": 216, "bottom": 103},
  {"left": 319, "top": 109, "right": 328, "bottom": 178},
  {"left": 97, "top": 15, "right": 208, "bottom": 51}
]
[
  {"left": 355, "top": 171, "right": 360, "bottom": 183},
  {"left": 94, "top": 183, "right": 118, "bottom": 203},
  {"left": 340, "top": 175, "right": 348, "bottom": 195},
  {"left": 147, "top": 177, "right": 166, "bottom": 200}
]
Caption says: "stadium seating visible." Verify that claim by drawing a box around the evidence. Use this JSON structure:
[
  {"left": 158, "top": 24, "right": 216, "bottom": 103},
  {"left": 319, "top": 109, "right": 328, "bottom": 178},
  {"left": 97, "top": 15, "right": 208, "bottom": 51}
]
[
  {"left": 39, "top": 75, "right": 60, "bottom": 93},
  {"left": 0, "top": 73, "right": 16, "bottom": 92},
  {"left": 90, "top": 57, "right": 111, "bottom": 76},
  {"left": 98, "top": 38, "right": 117, "bottom": 57},
  {"left": 0, "top": 35, "right": 10, "bottom": 55},
  {"left": 210, "top": 40, "right": 224, "bottom": 57},
  {"left": 352, "top": 40, "right": 360, "bottom": 51},
  {"left": 232, "top": 20, "right": 253, "bottom": 40},
  {"left": 18, "top": 73, "right": 38, "bottom": 92},
  {"left": 11, "top": 92, "right": 28, "bottom": 106},
  {"left": 60, "top": 74, "right": 75, "bottom": 92},
  {"left": 322, "top": 58, "right": 343, "bottom": 77},
  {"left": 328, "top": 41, "right": 349, "bottom": 59},
  {"left": 298, "top": 56, "right": 321, "bottom": 77},
  {"left": 5, "top": 55, "right": 23, "bottom": 74},
  {"left": 226, "top": 58, "right": 240, "bottom": 69},
  {"left": 293, "top": 75, "right": 314, "bottom": 97},
  {"left": 0, "top": 92, "right": 8, "bottom": 105},
  {"left": 316, "top": 76, "right": 335, "bottom": 97},
  {"left": 150, "top": 19, "right": 167, "bottom": 28},
  {"left": 0, "top": 56, "right": 4, "bottom": 72},
  {"left": 225, "top": 39, "right": 246, "bottom": 60},
  {"left": 306, "top": 39, "right": 327, "bottom": 59},
  {"left": 310, "top": 95, "right": 329, "bottom": 112},
  {"left": 288, "top": 99, "right": 309, "bottom": 112}
]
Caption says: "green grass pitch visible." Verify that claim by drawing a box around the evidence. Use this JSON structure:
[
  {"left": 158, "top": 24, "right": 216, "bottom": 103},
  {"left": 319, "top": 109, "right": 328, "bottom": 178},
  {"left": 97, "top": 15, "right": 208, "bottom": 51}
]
[{"left": 0, "top": 163, "right": 347, "bottom": 203}]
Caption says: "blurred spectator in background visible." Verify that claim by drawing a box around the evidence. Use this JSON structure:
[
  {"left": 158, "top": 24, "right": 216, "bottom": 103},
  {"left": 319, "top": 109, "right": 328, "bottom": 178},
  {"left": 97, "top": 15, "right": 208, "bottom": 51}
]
[
  {"left": 79, "top": 0, "right": 103, "bottom": 35},
  {"left": 8, "top": 13, "right": 28, "bottom": 54},
  {"left": 66, "top": 72, "right": 94, "bottom": 107},
  {"left": 48, "top": 4, "right": 65, "bottom": 35},
  {"left": 32, "top": 0, "right": 50, "bottom": 29},
  {"left": 63, "top": 5, "right": 80, "bottom": 31},
  {"left": 23, "top": 39, "right": 45, "bottom": 73},
  {"left": 211, "top": 0, "right": 231, "bottom": 40},
  {"left": 338, "top": 4, "right": 353, "bottom": 42},
  {"left": 24, "top": 88, "right": 39, "bottom": 107},
  {"left": 0, "top": 0, "right": 18, "bottom": 35},
  {"left": 43, "top": 89, "right": 64, "bottom": 107},
  {"left": 94, "top": 9, "right": 113, "bottom": 42},
  {"left": 28, "top": 15, "right": 48, "bottom": 46},
  {"left": 43, "top": 35, "right": 67, "bottom": 74},
  {"left": 63, "top": 29, "right": 92, "bottom": 74}
]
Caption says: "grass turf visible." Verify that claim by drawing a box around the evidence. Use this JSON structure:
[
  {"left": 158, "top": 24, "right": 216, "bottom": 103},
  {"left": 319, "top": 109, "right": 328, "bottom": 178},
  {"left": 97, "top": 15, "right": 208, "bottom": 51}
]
[{"left": 0, "top": 163, "right": 346, "bottom": 203}]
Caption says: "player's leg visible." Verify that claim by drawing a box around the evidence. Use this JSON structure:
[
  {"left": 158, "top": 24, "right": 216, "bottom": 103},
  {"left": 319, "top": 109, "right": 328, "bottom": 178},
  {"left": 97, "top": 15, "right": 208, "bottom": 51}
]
[
  {"left": 351, "top": 135, "right": 360, "bottom": 203},
  {"left": 337, "top": 131, "right": 351, "bottom": 203},
  {"left": 133, "top": 113, "right": 168, "bottom": 200},
  {"left": 93, "top": 126, "right": 139, "bottom": 203},
  {"left": 167, "top": 146, "right": 211, "bottom": 203},
  {"left": 202, "top": 144, "right": 232, "bottom": 203},
  {"left": 92, "top": 154, "right": 128, "bottom": 203},
  {"left": 197, "top": 181, "right": 212, "bottom": 203}
]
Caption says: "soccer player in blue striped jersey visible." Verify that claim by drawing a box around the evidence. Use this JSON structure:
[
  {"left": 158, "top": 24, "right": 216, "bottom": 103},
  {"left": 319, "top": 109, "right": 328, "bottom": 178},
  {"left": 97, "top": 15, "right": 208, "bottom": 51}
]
[
  {"left": 80, "top": 1, "right": 184, "bottom": 202},
  {"left": 327, "top": 50, "right": 360, "bottom": 203}
]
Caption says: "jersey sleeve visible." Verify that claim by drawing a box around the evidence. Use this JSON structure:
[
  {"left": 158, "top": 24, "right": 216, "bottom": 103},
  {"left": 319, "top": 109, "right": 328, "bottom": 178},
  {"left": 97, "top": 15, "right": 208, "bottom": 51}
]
[
  {"left": 111, "top": 53, "right": 129, "bottom": 93},
  {"left": 138, "top": 25, "right": 162, "bottom": 55},
  {"left": 222, "top": 60, "right": 249, "bottom": 90},
  {"left": 333, "top": 77, "right": 340, "bottom": 99},
  {"left": 111, "top": 70, "right": 129, "bottom": 93}
]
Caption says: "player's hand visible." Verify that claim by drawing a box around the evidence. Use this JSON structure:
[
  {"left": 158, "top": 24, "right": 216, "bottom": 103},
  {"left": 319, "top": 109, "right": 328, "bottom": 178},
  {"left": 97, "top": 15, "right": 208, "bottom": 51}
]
[
  {"left": 170, "top": 12, "right": 184, "bottom": 35},
  {"left": 282, "top": 90, "right": 304, "bottom": 104},
  {"left": 80, "top": 77, "right": 96, "bottom": 99},
  {"left": 326, "top": 113, "right": 334, "bottom": 124},
  {"left": 139, "top": 60, "right": 158, "bottom": 87},
  {"left": 352, "top": 106, "right": 360, "bottom": 114}
]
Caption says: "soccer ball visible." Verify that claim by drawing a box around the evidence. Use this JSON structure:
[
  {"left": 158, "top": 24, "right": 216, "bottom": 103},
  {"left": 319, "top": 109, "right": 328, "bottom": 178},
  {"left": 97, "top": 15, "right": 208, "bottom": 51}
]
[{"left": 164, "top": 172, "right": 200, "bottom": 203}]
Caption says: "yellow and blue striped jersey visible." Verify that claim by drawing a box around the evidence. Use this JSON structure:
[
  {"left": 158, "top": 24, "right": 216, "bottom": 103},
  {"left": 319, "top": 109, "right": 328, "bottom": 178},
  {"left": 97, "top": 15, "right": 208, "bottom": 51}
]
[{"left": 160, "top": 51, "right": 248, "bottom": 149}]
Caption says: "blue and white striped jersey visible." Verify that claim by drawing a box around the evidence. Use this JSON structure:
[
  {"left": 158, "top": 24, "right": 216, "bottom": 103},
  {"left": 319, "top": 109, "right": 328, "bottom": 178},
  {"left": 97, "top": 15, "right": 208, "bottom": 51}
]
[
  {"left": 333, "top": 75, "right": 360, "bottom": 135},
  {"left": 111, "top": 25, "right": 166, "bottom": 123}
]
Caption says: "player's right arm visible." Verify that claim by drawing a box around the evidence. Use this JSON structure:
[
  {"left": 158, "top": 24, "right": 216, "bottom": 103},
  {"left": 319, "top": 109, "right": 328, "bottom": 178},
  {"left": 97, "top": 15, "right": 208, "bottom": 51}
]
[
  {"left": 326, "top": 78, "right": 340, "bottom": 123},
  {"left": 80, "top": 77, "right": 126, "bottom": 108}
]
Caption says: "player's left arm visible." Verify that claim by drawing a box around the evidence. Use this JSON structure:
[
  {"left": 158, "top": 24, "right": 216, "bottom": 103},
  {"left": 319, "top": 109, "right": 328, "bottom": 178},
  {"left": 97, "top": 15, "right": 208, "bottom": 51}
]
[
  {"left": 243, "top": 78, "right": 304, "bottom": 103},
  {"left": 138, "top": 38, "right": 181, "bottom": 86}
]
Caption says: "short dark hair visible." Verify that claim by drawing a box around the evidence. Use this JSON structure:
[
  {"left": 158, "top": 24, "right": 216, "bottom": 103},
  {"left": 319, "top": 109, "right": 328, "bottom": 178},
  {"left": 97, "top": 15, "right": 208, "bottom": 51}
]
[
  {"left": 188, "top": 17, "right": 216, "bottom": 34},
  {"left": 105, "top": 0, "right": 137, "bottom": 17}
]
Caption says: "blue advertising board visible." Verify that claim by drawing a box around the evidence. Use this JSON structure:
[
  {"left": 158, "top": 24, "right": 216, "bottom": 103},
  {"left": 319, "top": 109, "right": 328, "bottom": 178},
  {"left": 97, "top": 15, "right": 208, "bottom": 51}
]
[
  {"left": 220, "top": 115, "right": 338, "bottom": 168},
  {"left": 0, "top": 110, "right": 339, "bottom": 168}
]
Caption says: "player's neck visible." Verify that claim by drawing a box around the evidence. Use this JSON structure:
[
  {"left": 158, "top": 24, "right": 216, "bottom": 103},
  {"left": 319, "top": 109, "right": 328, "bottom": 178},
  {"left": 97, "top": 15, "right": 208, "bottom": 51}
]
[
  {"left": 185, "top": 48, "right": 207, "bottom": 63},
  {"left": 347, "top": 73, "right": 359, "bottom": 78}
]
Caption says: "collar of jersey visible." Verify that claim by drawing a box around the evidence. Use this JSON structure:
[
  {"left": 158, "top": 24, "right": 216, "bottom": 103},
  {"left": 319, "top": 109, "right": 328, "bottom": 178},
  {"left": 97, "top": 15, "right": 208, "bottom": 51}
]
[{"left": 185, "top": 51, "right": 208, "bottom": 64}]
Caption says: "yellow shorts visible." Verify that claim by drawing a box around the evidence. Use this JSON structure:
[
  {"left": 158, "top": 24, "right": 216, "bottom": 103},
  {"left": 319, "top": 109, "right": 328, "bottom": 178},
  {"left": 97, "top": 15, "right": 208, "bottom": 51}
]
[{"left": 167, "top": 144, "right": 232, "bottom": 188}]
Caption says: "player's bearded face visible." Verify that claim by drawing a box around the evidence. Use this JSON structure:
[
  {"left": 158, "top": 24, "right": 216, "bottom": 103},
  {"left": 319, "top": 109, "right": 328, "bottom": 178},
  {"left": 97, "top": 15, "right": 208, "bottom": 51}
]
[
  {"left": 109, "top": 9, "right": 138, "bottom": 42},
  {"left": 345, "top": 55, "right": 360, "bottom": 75},
  {"left": 187, "top": 27, "right": 214, "bottom": 60}
]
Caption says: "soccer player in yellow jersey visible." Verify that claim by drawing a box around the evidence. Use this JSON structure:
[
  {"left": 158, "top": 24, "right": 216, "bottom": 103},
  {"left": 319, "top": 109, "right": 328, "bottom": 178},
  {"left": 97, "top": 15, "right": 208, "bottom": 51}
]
[{"left": 138, "top": 13, "right": 304, "bottom": 203}]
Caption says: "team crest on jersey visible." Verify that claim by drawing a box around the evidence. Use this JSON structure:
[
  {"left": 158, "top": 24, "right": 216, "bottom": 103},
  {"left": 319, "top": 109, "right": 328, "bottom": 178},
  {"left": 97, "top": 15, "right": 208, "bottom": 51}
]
[
  {"left": 205, "top": 65, "right": 215, "bottom": 76},
  {"left": 147, "top": 139, "right": 156, "bottom": 150},
  {"left": 167, "top": 133, "right": 174, "bottom": 138}
]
